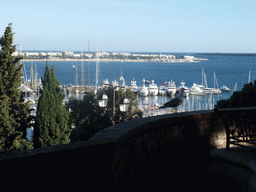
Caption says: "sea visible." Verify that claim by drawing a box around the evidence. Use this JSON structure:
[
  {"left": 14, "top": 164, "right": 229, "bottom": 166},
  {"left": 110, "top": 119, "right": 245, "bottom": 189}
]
[{"left": 24, "top": 52, "right": 256, "bottom": 141}]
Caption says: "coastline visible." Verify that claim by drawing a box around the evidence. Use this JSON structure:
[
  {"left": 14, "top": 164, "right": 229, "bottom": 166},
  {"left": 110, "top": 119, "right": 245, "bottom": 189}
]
[{"left": 22, "top": 58, "right": 208, "bottom": 63}]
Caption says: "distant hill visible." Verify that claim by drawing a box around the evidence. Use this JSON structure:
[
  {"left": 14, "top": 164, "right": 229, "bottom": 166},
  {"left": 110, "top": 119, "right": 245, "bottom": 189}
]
[{"left": 198, "top": 53, "right": 256, "bottom": 57}]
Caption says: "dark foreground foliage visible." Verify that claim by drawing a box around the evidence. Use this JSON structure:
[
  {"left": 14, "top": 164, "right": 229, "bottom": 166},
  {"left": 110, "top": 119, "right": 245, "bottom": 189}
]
[{"left": 216, "top": 80, "right": 256, "bottom": 109}]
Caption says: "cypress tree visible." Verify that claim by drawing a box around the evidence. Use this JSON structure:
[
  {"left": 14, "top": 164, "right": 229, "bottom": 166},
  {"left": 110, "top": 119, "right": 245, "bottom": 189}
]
[
  {"left": 33, "top": 62, "right": 71, "bottom": 148},
  {"left": 0, "top": 23, "right": 33, "bottom": 153}
]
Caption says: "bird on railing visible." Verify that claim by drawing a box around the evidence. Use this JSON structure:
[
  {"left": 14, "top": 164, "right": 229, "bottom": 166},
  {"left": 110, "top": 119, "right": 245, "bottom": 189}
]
[{"left": 159, "top": 88, "right": 185, "bottom": 112}]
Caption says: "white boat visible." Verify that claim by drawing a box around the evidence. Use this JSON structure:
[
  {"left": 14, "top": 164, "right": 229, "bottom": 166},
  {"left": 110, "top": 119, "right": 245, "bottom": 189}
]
[
  {"left": 158, "top": 86, "right": 167, "bottom": 96},
  {"left": 189, "top": 83, "right": 205, "bottom": 96},
  {"left": 212, "top": 71, "right": 222, "bottom": 94},
  {"left": 201, "top": 71, "right": 221, "bottom": 94},
  {"left": 19, "top": 83, "right": 33, "bottom": 92},
  {"left": 102, "top": 79, "right": 109, "bottom": 88},
  {"left": 139, "top": 78, "right": 149, "bottom": 97},
  {"left": 220, "top": 85, "right": 231, "bottom": 92},
  {"left": 197, "top": 68, "right": 221, "bottom": 95},
  {"left": 25, "top": 97, "right": 36, "bottom": 104},
  {"left": 119, "top": 69, "right": 126, "bottom": 91},
  {"left": 130, "top": 78, "right": 138, "bottom": 93},
  {"left": 179, "top": 81, "right": 189, "bottom": 97},
  {"left": 111, "top": 80, "right": 120, "bottom": 90},
  {"left": 148, "top": 80, "right": 158, "bottom": 96},
  {"left": 166, "top": 80, "right": 176, "bottom": 96},
  {"left": 202, "top": 87, "right": 221, "bottom": 95}
]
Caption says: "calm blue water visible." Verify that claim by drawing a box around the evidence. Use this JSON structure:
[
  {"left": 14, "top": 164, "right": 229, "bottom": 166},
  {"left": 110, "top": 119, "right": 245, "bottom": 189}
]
[
  {"left": 25, "top": 53, "right": 256, "bottom": 141},
  {"left": 24, "top": 53, "right": 256, "bottom": 99}
]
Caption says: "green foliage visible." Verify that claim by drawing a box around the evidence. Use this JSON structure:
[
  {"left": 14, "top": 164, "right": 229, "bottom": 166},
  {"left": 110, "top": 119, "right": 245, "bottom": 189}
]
[
  {"left": 98, "top": 87, "right": 143, "bottom": 123},
  {"left": 67, "top": 87, "right": 142, "bottom": 143},
  {"left": 67, "top": 91, "right": 112, "bottom": 142},
  {"left": 33, "top": 62, "right": 71, "bottom": 148},
  {"left": 0, "top": 23, "right": 33, "bottom": 153},
  {"left": 216, "top": 80, "right": 256, "bottom": 109}
]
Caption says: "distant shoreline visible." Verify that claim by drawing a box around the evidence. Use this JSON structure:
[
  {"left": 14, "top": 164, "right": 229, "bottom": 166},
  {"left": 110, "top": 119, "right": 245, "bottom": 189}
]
[{"left": 23, "top": 58, "right": 208, "bottom": 63}]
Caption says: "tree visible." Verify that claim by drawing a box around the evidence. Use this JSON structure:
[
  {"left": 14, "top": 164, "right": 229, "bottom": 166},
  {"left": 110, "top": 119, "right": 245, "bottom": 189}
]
[
  {"left": 98, "top": 87, "right": 143, "bottom": 124},
  {"left": 216, "top": 80, "right": 256, "bottom": 109},
  {"left": 66, "top": 87, "right": 143, "bottom": 143},
  {"left": 33, "top": 62, "right": 71, "bottom": 148},
  {"left": 0, "top": 23, "right": 33, "bottom": 153},
  {"left": 67, "top": 91, "right": 112, "bottom": 143}
]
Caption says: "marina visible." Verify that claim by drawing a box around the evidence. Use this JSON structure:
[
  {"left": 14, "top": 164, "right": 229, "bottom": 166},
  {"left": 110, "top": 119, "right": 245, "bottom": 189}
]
[
  {"left": 20, "top": 53, "right": 256, "bottom": 139},
  {"left": 20, "top": 53, "right": 256, "bottom": 142}
]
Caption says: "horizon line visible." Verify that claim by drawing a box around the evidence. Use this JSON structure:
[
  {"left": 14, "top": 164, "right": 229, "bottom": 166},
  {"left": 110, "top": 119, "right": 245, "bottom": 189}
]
[{"left": 15, "top": 50, "right": 256, "bottom": 54}]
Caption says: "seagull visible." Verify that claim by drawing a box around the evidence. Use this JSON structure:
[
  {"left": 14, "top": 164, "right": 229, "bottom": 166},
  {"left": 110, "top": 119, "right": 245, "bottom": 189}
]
[{"left": 159, "top": 88, "right": 185, "bottom": 112}]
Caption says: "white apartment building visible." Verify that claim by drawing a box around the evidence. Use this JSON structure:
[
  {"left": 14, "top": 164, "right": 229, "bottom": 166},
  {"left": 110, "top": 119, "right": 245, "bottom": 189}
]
[
  {"left": 159, "top": 54, "right": 175, "bottom": 59},
  {"left": 39, "top": 52, "right": 47, "bottom": 56},
  {"left": 184, "top": 56, "right": 194, "bottom": 60},
  {"left": 62, "top": 51, "right": 74, "bottom": 57},
  {"left": 25, "top": 52, "right": 39, "bottom": 57},
  {"left": 112, "top": 52, "right": 131, "bottom": 57},
  {"left": 120, "top": 52, "right": 131, "bottom": 57},
  {"left": 150, "top": 54, "right": 159, "bottom": 58},
  {"left": 94, "top": 52, "right": 110, "bottom": 58},
  {"left": 111, "top": 52, "right": 119, "bottom": 56},
  {"left": 84, "top": 54, "right": 93, "bottom": 58},
  {"left": 131, "top": 54, "right": 150, "bottom": 58},
  {"left": 73, "top": 54, "right": 81, "bottom": 58},
  {"left": 47, "top": 52, "right": 62, "bottom": 57}
]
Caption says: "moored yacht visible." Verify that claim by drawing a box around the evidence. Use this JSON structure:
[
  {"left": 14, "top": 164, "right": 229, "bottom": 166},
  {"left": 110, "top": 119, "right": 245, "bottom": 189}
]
[
  {"left": 166, "top": 80, "right": 176, "bottom": 96},
  {"left": 139, "top": 78, "right": 149, "bottom": 97},
  {"left": 158, "top": 86, "right": 167, "bottom": 96},
  {"left": 220, "top": 85, "right": 231, "bottom": 92},
  {"left": 102, "top": 79, "right": 109, "bottom": 88},
  {"left": 148, "top": 80, "right": 158, "bottom": 96},
  {"left": 130, "top": 78, "right": 138, "bottom": 93},
  {"left": 189, "top": 83, "right": 205, "bottom": 96},
  {"left": 201, "top": 87, "right": 220, "bottom": 94},
  {"left": 179, "top": 81, "right": 189, "bottom": 97},
  {"left": 111, "top": 80, "right": 120, "bottom": 90},
  {"left": 119, "top": 72, "right": 126, "bottom": 91}
]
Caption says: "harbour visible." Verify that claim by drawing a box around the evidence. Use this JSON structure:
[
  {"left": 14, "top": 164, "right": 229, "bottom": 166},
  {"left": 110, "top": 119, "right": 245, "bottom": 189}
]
[
  {"left": 21, "top": 53, "right": 256, "bottom": 111},
  {"left": 21, "top": 53, "right": 256, "bottom": 140}
]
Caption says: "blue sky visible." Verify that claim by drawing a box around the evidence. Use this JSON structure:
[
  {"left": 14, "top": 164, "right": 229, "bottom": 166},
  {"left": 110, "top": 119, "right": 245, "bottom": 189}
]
[{"left": 1, "top": 0, "right": 255, "bottom": 53}]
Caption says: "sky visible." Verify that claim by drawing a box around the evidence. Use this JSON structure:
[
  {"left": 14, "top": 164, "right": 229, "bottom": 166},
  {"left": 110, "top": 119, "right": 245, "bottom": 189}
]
[{"left": 1, "top": 0, "right": 255, "bottom": 53}]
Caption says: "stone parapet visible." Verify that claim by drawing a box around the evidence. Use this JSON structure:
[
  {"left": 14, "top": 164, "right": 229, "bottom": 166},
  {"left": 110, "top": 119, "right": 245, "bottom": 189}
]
[{"left": 1, "top": 107, "right": 256, "bottom": 191}]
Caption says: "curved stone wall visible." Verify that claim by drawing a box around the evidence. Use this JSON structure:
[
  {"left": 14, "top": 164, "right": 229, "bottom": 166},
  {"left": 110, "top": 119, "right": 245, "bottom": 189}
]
[{"left": 1, "top": 107, "right": 256, "bottom": 191}]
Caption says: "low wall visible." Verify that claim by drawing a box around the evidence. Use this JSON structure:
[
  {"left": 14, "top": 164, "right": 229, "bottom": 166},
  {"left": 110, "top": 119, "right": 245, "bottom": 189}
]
[{"left": 1, "top": 108, "right": 256, "bottom": 191}]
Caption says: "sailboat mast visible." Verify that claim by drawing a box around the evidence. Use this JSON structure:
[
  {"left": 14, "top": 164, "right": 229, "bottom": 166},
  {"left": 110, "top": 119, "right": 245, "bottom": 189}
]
[
  {"left": 81, "top": 61, "right": 83, "bottom": 88},
  {"left": 202, "top": 67, "right": 204, "bottom": 86},
  {"left": 35, "top": 63, "right": 37, "bottom": 87},
  {"left": 214, "top": 71, "right": 215, "bottom": 89},
  {"left": 96, "top": 51, "right": 99, "bottom": 91},
  {"left": 88, "top": 41, "right": 90, "bottom": 86},
  {"left": 214, "top": 71, "right": 219, "bottom": 89},
  {"left": 204, "top": 72, "right": 208, "bottom": 88},
  {"left": 76, "top": 63, "right": 78, "bottom": 91},
  {"left": 81, "top": 49, "right": 83, "bottom": 88},
  {"left": 31, "top": 61, "right": 33, "bottom": 89}
]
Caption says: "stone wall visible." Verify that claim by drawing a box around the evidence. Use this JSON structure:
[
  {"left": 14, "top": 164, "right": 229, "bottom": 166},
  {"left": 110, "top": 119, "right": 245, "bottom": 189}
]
[{"left": 1, "top": 107, "right": 256, "bottom": 191}]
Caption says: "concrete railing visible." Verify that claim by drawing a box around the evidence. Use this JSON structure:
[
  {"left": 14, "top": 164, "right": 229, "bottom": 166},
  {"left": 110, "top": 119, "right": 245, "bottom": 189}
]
[{"left": 1, "top": 107, "right": 256, "bottom": 191}]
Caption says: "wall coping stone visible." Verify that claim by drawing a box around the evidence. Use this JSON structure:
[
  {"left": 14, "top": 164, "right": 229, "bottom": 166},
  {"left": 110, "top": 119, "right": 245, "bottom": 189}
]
[
  {"left": 85, "top": 110, "right": 215, "bottom": 146},
  {"left": 86, "top": 107, "right": 256, "bottom": 146}
]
